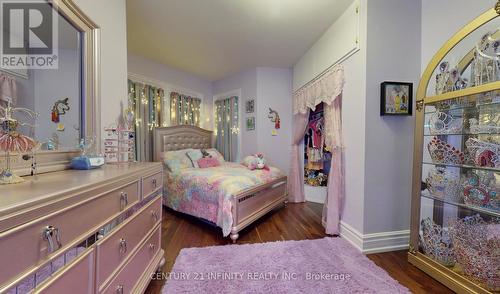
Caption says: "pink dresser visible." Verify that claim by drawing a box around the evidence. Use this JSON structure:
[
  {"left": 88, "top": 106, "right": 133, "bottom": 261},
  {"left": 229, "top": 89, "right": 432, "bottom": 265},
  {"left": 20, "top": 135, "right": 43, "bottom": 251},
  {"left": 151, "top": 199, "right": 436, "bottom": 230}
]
[{"left": 0, "top": 163, "right": 164, "bottom": 294}]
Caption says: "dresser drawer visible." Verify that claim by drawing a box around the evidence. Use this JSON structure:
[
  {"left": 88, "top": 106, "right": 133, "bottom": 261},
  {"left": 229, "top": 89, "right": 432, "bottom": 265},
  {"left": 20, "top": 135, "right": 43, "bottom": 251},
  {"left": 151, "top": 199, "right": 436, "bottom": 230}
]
[
  {"left": 35, "top": 248, "right": 95, "bottom": 294},
  {"left": 0, "top": 181, "right": 140, "bottom": 286},
  {"left": 142, "top": 172, "right": 162, "bottom": 198},
  {"left": 96, "top": 196, "right": 162, "bottom": 289},
  {"left": 102, "top": 226, "right": 161, "bottom": 294}
]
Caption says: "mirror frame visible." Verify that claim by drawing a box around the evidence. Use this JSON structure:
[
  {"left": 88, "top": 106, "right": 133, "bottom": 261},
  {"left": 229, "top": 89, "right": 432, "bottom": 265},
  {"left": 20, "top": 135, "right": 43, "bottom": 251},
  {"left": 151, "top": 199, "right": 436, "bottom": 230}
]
[{"left": 0, "top": 0, "right": 101, "bottom": 176}]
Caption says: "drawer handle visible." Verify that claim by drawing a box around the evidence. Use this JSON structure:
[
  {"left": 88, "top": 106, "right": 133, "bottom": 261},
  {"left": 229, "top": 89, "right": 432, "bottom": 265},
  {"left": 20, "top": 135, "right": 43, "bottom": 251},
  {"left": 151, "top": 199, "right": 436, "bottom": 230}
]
[
  {"left": 152, "top": 210, "right": 159, "bottom": 222},
  {"left": 119, "top": 238, "right": 127, "bottom": 254},
  {"left": 149, "top": 243, "right": 156, "bottom": 251},
  {"left": 152, "top": 178, "right": 157, "bottom": 188},
  {"left": 43, "top": 225, "right": 62, "bottom": 253},
  {"left": 120, "top": 192, "right": 128, "bottom": 210},
  {"left": 116, "top": 285, "right": 124, "bottom": 294}
]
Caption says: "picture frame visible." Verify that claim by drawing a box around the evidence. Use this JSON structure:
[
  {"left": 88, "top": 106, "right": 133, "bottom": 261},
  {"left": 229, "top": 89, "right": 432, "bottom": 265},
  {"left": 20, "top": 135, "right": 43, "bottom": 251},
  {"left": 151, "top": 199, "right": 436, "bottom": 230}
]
[
  {"left": 380, "top": 81, "right": 413, "bottom": 116},
  {"left": 246, "top": 117, "right": 255, "bottom": 131},
  {"left": 245, "top": 99, "right": 255, "bottom": 113}
]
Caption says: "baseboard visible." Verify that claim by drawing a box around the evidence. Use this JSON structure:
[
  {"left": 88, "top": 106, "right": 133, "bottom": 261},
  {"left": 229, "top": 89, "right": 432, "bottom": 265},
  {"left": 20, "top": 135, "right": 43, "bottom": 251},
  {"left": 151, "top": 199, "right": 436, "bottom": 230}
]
[{"left": 340, "top": 221, "right": 410, "bottom": 254}]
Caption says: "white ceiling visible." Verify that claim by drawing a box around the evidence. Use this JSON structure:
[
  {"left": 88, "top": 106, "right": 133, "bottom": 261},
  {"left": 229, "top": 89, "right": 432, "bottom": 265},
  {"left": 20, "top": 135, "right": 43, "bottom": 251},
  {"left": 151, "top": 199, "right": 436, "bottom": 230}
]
[{"left": 126, "top": 0, "right": 353, "bottom": 81}]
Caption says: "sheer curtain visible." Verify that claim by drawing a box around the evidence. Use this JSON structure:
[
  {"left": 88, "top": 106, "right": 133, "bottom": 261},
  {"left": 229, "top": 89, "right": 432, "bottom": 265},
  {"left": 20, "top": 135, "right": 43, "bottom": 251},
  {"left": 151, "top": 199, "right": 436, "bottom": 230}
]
[
  {"left": 214, "top": 96, "right": 239, "bottom": 161},
  {"left": 170, "top": 92, "right": 201, "bottom": 126},
  {"left": 288, "top": 110, "right": 310, "bottom": 203},
  {"left": 128, "top": 79, "right": 164, "bottom": 162}
]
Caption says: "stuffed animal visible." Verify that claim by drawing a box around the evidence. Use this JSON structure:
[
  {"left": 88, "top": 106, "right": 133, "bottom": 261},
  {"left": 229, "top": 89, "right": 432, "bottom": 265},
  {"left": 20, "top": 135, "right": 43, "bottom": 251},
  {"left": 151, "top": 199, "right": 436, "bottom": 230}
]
[
  {"left": 244, "top": 153, "right": 270, "bottom": 171},
  {"left": 201, "top": 149, "right": 211, "bottom": 158}
]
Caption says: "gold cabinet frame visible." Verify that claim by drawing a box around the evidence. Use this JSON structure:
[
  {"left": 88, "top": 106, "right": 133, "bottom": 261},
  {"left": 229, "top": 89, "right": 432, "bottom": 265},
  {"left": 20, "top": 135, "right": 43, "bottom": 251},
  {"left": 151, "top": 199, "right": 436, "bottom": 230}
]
[
  {"left": 0, "top": 0, "right": 101, "bottom": 176},
  {"left": 409, "top": 6, "right": 499, "bottom": 294}
]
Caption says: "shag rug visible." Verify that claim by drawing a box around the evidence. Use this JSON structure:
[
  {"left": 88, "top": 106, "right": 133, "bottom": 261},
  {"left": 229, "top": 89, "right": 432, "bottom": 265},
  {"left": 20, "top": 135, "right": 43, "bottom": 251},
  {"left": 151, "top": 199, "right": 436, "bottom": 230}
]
[{"left": 162, "top": 237, "right": 410, "bottom": 294}]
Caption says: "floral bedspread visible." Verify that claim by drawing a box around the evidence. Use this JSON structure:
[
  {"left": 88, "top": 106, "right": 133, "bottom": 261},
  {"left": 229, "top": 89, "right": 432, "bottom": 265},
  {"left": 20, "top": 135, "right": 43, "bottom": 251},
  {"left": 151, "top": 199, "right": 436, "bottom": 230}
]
[{"left": 163, "top": 162, "right": 284, "bottom": 236}]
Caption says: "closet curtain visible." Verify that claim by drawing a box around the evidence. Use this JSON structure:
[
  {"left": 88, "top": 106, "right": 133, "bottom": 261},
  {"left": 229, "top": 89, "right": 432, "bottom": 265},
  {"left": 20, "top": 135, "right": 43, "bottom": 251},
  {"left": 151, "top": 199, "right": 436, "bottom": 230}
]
[
  {"left": 290, "top": 64, "right": 345, "bottom": 235},
  {"left": 214, "top": 96, "right": 239, "bottom": 161},
  {"left": 128, "top": 79, "right": 164, "bottom": 162},
  {"left": 0, "top": 73, "right": 17, "bottom": 109},
  {"left": 170, "top": 92, "right": 201, "bottom": 127}
]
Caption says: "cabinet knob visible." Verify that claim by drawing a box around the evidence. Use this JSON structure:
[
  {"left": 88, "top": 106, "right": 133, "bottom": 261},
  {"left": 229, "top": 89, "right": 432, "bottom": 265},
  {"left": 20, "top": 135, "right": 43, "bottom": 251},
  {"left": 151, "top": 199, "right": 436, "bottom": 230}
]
[
  {"left": 149, "top": 243, "right": 156, "bottom": 251},
  {"left": 116, "top": 285, "right": 124, "bottom": 294},
  {"left": 119, "top": 238, "right": 127, "bottom": 254},
  {"left": 120, "top": 192, "right": 128, "bottom": 210},
  {"left": 43, "top": 225, "right": 62, "bottom": 253},
  {"left": 152, "top": 178, "right": 157, "bottom": 188}
]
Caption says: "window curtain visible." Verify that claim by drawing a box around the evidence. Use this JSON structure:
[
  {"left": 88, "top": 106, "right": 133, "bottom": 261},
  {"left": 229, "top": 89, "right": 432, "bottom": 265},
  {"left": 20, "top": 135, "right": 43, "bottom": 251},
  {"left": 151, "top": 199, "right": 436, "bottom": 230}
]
[
  {"left": 289, "top": 109, "right": 310, "bottom": 203},
  {"left": 128, "top": 79, "right": 164, "bottom": 162},
  {"left": 170, "top": 92, "right": 201, "bottom": 126},
  {"left": 290, "top": 64, "right": 345, "bottom": 235},
  {"left": 214, "top": 96, "right": 239, "bottom": 161}
]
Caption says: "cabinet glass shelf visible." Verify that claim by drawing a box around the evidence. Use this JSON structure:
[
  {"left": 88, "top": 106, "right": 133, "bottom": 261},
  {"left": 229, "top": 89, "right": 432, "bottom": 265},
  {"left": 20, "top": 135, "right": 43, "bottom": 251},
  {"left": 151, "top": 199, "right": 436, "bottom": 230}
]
[
  {"left": 421, "top": 193, "right": 499, "bottom": 218},
  {"left": 423, "top": 132, "right": 500, "bottom": 136},
  {"left": 422, "top": 162, "right": 500, "bottom": 173},
  {"left": 424, "top": 99, "right": 500, "bottom": 114}
]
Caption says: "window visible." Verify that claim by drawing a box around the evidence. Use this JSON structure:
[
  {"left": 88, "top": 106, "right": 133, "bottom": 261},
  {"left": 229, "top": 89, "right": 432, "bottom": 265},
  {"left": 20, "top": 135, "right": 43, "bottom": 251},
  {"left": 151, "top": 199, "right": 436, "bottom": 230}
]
[
  {"left": 170, "top": 92, "right": 201, "bottom": 126},
  {"left": 214, "top": 96, "right": 239, "bottom": 161}
]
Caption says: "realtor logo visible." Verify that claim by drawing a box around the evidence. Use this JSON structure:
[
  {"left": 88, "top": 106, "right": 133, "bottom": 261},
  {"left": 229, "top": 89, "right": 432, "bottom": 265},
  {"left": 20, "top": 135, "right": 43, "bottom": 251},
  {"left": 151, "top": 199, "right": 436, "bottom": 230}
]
[{"left": 0, "top": 0, "right": 58, "bottom": 69}]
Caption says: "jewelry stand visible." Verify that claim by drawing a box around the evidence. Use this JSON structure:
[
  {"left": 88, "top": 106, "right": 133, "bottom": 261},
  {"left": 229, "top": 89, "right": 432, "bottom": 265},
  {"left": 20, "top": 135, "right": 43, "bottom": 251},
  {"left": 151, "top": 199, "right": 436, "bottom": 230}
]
[{"left": 0, "top": 102, "right": 39, "bottom": 185}]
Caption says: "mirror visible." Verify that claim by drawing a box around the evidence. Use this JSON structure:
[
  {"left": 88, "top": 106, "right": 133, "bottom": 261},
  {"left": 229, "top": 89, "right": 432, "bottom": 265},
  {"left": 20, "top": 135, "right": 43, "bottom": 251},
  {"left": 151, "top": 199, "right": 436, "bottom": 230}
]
[
  {"left": 0, "top": 0, "right": 100, "bottom": 175},
  {"left": 2, "top": 7, "right": 84, "bottom": 151}
]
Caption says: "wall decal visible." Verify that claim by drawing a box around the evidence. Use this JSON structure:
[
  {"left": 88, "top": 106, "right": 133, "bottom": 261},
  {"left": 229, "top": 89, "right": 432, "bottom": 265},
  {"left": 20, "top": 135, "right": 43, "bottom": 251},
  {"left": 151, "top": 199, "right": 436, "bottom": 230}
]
[
  {"left": 51, "top": 97, "right": 70, "bottom": 123},
  {"left": 268, "top": 108, "right": 280, "bottom": 129}
]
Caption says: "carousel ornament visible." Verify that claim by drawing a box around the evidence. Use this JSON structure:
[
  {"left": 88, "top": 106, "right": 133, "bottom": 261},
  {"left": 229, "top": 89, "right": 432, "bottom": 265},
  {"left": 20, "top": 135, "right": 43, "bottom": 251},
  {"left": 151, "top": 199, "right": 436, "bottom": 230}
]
[{"left": 0, "top": 101, "right": 39, "bottom": 185}]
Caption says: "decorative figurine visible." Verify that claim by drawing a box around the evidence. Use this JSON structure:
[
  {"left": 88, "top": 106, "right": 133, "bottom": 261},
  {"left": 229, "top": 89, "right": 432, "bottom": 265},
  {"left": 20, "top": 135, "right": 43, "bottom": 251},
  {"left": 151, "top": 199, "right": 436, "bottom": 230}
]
[{"left": 0, "top": 101, "right": 39, "bottom": 184}]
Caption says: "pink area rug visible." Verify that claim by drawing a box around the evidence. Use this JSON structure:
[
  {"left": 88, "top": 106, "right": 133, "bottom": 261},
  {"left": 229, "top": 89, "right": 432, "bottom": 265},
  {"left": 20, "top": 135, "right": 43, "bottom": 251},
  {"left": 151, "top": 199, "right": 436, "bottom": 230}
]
[{"left": 162, "top": 237, "right": 410, "bottom": 294}]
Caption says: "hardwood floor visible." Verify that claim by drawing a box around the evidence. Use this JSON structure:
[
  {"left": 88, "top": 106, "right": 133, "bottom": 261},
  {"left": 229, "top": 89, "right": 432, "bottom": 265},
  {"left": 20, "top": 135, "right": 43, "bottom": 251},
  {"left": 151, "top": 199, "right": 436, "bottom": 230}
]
[{"left": 145, "top": 202, "right": 453, "bottom": 294}]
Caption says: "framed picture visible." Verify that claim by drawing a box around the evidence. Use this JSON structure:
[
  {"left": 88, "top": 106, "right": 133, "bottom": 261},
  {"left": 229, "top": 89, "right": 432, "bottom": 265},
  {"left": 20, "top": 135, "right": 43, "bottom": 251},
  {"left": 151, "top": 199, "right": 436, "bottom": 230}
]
[
  {"left": 245, "top": 99, "right": 255, "bottom": 113},
  {"left": 380, "top": 82, "right": 413, "bottom": 116},
  {"left": 246, "top": 117, "right": 255, "bottom": 131}
]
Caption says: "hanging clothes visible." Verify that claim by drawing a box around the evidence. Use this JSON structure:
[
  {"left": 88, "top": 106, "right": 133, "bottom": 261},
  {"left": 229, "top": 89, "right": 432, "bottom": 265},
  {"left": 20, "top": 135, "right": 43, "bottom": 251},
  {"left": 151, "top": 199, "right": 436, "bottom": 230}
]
[{"left": 306, "top": 117, "right": 324, "bottom": 170}]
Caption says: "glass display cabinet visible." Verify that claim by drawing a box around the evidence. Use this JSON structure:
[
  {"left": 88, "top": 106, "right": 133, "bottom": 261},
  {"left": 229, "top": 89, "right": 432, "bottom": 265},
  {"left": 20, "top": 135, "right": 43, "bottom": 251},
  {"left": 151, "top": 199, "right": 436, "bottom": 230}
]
[{"left": 409, "top": 4, "right": 500, "bottom": 294}]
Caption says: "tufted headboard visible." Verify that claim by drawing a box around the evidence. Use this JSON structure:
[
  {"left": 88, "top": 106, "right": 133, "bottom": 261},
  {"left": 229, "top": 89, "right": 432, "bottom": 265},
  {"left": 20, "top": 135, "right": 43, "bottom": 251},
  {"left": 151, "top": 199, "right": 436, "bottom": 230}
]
[{"left": 153, "top": 125, "right": 213, "bottom": 162}]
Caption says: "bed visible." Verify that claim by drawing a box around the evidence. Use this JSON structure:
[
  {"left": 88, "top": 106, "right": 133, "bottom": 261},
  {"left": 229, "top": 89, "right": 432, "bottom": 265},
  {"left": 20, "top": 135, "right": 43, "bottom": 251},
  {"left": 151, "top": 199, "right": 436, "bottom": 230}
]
[{"left": 153, "top": 125, "right": 288, "bottom": 242}]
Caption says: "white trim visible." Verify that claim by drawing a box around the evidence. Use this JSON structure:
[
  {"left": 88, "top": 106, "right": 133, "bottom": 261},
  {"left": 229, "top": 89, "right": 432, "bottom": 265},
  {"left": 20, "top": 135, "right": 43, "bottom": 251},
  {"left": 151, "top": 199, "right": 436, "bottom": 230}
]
[
  {"left": 340, "top": 221, "right": 410, "bottom": 254},
  {"left": 213, "top": 89, "right": 243, "bottom": 162}
]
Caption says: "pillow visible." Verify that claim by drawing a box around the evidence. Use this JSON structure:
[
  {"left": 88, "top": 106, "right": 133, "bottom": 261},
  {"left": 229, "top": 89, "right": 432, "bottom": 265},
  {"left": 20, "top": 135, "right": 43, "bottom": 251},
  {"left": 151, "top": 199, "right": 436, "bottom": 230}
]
[
  {"left": 162, "top": 149, "right": 194, "bottom": 173},
  {"left": 186, "top": 149, "right": 203, "bottom": 168},
  {"left": 198, "top": 157, "right": 220, "bottom": 168},
  {"left": 206, "top": 148, "right": 225, "bottom": 163},
  {"left": 241, "top": 155, "right": 255, "bottom": 167}
]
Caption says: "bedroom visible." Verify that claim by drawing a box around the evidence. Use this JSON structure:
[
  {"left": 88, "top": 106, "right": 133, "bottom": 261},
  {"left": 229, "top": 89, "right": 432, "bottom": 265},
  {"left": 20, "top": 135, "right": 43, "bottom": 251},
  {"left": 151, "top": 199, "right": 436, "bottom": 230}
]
[{"left": 0, "top": 0, "right": 498, "bottom": 293}]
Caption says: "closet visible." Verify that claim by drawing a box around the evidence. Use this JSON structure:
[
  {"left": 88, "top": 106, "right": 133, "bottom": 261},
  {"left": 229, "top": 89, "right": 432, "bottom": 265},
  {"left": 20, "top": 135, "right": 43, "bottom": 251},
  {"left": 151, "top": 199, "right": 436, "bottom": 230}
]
[{"left": 304, "top": 103, "right": 331, "bottom": 187}]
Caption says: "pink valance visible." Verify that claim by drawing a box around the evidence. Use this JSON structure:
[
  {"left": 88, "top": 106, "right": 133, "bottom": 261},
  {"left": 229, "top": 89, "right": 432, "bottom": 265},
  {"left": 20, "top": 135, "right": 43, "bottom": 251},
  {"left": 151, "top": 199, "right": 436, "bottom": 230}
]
[
  {"left": 0, "top": 73, "right": 17, "bottom": 108},
  {"left": 293, "top": 64, "right": 345, "bottom": 115}
]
